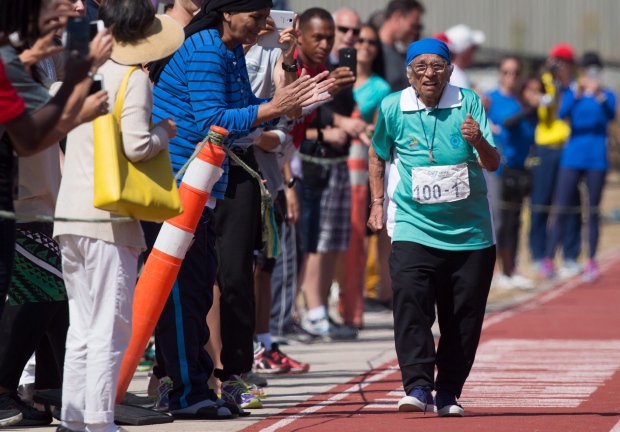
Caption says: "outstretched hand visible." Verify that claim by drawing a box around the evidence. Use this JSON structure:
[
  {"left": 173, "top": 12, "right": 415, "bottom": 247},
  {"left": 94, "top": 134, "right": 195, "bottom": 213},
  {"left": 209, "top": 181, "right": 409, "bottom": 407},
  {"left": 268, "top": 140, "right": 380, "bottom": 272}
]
[{"left": 299, "top": 70, "right": 335, "bottom": 108}]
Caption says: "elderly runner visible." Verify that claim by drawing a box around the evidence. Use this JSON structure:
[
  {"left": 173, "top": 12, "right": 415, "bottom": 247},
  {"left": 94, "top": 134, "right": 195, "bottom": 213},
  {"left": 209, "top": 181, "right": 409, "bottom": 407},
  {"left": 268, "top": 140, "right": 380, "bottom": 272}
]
[{"left": 368, "top": 38, "right": 499, "bottom": 417}]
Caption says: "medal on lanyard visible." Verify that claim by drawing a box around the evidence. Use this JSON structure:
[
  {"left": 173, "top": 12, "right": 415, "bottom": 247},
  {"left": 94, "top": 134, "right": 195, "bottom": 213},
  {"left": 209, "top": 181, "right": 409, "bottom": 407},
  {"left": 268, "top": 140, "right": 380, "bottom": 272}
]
[{"left": 414, "top": 88, "right": 445, "bottom": 163}]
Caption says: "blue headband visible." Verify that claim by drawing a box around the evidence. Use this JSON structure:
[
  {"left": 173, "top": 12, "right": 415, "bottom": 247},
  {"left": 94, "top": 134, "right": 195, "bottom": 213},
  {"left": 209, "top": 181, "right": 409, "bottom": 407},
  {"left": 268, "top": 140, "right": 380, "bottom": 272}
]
[{"left": 406, "top": 38, "right": 451, "bottom": 66}]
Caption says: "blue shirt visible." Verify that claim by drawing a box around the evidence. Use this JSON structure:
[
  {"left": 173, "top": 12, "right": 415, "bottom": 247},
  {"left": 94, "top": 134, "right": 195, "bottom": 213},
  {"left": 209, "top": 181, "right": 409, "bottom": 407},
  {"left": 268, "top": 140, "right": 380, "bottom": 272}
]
[
  {"left": 486, "top": 89, "right": 534, "bottom": 173},
  {"left": 152, "top": 29, "right": 277, "bottom": 199},
  {"left": 558, "top": 87, "right": 616, "bottom": 171}
]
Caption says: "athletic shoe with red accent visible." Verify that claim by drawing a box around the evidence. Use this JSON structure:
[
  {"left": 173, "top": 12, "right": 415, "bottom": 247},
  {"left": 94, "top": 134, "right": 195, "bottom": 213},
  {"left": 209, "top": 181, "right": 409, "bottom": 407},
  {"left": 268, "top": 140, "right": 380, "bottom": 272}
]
[
  {"left": 254, "top": 344, "right": 290, "bottom": 374},
  {"left": 269, "top": 343, "right": 310, "bottom": 374}
]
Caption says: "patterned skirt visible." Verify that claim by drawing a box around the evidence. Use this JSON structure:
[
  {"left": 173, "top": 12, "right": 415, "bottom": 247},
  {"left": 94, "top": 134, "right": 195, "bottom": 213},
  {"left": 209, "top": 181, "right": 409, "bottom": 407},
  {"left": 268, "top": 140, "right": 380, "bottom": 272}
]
[{"left": 8, "top": 222, "right": 67, "bottom": 304}]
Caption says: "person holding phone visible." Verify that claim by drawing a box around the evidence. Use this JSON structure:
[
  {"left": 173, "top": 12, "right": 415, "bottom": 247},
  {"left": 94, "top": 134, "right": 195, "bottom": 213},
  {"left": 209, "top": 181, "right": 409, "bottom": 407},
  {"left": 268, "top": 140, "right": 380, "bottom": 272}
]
[
  {"left": 0, "top": 0, "right": 110, "bottom": 427},
  {"left": 0, "top": 25, "right": 110, "bottom": 429},
  {"left": 300, "top": 7, "right": 368, "bottom": 338},
  {"left": 543, "top": 52, "right": 616, "bottom": 282},
  {"left": 352, "top": 24, "right": 393, "bottom": 311},
  {"left": 530, "top": 43, "right": 582, "bottom": 279},
  {"left": 53, "top": 1, "right": 183, "bottom": 430}
]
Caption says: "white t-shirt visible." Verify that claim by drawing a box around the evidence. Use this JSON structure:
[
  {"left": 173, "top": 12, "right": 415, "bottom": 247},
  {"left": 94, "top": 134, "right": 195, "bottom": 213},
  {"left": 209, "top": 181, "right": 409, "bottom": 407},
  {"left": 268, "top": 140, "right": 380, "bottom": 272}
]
[{"left": 449, "top": 64, "right": 471, "bottom": 89}]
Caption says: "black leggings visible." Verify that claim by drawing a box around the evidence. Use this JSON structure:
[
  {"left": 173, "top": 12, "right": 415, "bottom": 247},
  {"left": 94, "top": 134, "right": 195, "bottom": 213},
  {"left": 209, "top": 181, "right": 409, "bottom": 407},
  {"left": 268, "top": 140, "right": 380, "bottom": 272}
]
[{"left": 0, "top": 300, "right": 69, "bottom": 391}]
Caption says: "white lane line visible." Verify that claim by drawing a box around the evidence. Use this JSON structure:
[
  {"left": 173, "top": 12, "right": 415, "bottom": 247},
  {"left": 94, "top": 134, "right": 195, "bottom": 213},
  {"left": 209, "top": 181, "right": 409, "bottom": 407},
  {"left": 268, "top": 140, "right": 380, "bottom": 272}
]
[
  {"left": 259, "top": 367, "right": 398, "bottom": 432},
  {"left": 610, "top": 418, "right": 620, "bottom": 432},
  {"left": 460, "top": 339, "right": 620, "bottom": 408}
]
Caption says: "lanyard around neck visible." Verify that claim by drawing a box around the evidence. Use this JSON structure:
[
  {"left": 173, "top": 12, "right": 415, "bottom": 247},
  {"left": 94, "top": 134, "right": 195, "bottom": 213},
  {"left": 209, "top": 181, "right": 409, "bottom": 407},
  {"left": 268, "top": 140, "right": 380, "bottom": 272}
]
[{"left": 415, "top": 95, "right": 439, "bottom": 163}]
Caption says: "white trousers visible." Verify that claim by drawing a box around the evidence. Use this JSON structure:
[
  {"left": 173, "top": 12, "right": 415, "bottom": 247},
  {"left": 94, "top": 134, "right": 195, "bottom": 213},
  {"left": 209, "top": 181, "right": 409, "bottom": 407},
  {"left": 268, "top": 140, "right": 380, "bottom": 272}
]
[{"left": 59, "top": 235, "right": 139, "bottom": 430}]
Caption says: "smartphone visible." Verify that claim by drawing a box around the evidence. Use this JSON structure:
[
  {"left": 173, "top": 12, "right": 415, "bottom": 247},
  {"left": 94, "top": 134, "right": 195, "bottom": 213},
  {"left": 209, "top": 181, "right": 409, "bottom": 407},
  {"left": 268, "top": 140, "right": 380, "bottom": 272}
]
[
  {"left": 89, "top": 73, "right": 104, "bottom": 95},
  {"left": 62, "top": 16, "right": 90, "bottom": 58},
  {"left": 257, "top": 10, "right": 295, "bottom": 50},
  {"left": 89, "top": 20, "right": 104, "bottom": 41},
  {"left": 339, "top": 47, "right": 357, "bottom": 77},
  {"left": 586, "top": 66, "right": 602, "bottom": 85}
]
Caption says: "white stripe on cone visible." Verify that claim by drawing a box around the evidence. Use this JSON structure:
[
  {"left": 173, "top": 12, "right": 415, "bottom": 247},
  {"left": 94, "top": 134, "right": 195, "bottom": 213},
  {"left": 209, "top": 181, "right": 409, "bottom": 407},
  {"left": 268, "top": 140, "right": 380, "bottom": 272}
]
[
  {"left": 153, "top": 223, "right": 195, "bottom": 259},
  {"left": 181, "top": 158, "right": 224, "bottom": 192}
]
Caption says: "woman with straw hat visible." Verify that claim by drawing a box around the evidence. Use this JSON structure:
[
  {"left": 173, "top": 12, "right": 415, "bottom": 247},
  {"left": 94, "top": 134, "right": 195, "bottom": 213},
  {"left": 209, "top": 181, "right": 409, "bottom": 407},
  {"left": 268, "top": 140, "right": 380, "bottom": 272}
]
[{"left": 53, "top": 1, "right": 185, "bottom": 431}]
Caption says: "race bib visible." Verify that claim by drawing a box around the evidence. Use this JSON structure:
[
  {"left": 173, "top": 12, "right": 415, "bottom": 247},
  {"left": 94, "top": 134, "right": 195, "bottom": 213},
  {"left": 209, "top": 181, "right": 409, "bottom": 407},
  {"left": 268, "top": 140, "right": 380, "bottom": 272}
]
[{"left": 411, "top": 163, "right": 470, "bottom": 204}]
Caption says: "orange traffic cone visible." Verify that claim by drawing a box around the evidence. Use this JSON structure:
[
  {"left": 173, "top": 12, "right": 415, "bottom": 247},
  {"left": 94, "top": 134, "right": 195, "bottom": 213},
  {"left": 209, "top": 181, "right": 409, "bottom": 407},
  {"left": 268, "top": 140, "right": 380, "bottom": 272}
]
[
  {"left": 116, "top": 126, "right": 228, "bottom": 403},
  {"left": 339, "top": 112, "right": 368, "bottom": 328}
]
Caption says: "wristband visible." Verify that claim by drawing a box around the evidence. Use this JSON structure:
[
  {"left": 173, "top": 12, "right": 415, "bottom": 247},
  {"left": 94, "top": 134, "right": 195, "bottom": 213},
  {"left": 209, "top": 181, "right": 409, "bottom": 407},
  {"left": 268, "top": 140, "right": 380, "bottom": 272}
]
[
  {"left": 282, "top": 59, "right": 298, "bottom": 72},
  {"left": 369, "top": 196, "right": 385, "bottom": 208}
]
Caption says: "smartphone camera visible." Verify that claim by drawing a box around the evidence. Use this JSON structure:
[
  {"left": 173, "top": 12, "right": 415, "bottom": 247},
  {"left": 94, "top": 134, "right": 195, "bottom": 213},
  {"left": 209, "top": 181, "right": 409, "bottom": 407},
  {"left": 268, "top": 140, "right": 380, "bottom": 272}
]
[
  {"left": 586, "top": 66, "right": 602, "bottom": 84},
  {"left": 89, "top": 20, "right": 104, "bottom": 41},
  {"left": 89, "top": 74, "right": 104, "bottom": 95},
  {"left": 62, "top": 16, "right": 90, "bottom": 58}
]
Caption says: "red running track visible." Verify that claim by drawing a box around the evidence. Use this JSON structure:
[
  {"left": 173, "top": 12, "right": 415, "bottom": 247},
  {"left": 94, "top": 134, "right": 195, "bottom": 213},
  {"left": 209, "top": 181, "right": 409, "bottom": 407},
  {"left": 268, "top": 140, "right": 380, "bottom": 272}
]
[{"left": 243, "top": 251, "right": 620, "bottom": 432}]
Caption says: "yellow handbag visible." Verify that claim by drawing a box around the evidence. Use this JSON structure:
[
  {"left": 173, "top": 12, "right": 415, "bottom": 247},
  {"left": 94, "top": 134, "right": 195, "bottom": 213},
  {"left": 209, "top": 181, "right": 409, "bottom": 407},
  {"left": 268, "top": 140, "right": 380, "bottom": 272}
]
[{"left": 93, "top": 66, "right": 183, "bottom": 222}]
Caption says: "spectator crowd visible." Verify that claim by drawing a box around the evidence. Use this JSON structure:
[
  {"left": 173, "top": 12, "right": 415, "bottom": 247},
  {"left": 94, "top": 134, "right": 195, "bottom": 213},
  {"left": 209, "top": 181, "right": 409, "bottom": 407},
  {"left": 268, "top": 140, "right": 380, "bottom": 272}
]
[{"left": 0, "top": 0, "right": 616, "bottom": 429}]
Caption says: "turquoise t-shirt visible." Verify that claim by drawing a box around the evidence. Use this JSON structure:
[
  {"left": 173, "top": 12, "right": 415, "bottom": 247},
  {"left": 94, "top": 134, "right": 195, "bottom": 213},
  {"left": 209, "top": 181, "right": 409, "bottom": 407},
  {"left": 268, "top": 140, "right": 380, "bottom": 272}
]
[
  {"left": 353, "top": 74, "right": 392, "bottom": 123},
  {"left": 372, "top": 84, "right": 496, "bottom": 251}
]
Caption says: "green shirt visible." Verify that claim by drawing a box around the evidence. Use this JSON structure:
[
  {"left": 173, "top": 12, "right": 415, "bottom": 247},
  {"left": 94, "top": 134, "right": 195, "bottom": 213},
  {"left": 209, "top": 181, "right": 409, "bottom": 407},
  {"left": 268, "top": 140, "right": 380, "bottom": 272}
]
[
  {"left": 372, "top": 84, "right": 496, "bottom": 251},
  {"left": 353, "top": 74, "right": 392, "bottom": 123}
]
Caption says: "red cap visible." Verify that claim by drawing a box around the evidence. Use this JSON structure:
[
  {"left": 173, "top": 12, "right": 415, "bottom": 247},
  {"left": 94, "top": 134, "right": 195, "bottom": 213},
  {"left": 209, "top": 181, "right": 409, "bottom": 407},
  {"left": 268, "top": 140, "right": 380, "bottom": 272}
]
[
  {"left": 549, "top": 43, "right": 574, "bottom": 62},
  {"left": 433, "top": 32, "right": 450, "bottom": 45},
  {"left": 432, "top": 32, "right": 453, "bottom": 52}
]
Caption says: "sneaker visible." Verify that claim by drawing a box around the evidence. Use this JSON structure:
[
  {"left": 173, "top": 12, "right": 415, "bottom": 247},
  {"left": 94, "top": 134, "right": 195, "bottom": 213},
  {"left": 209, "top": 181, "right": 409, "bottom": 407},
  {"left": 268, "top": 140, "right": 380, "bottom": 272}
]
[
  {"left": 221, "top": 375, "right": 263, "bottom": 409},
  {"left": 254, "top": 344, "right": 291, "bottom": 374},
  {"left": 583, "top": 259, "right": 600, "bottom": 282},
  {"left": 540, "top": 258, "right": 555, "bottom": 279},
  {"left": 557, "top": 259, "right": 582, "bottom": 279},
  {"left": 268, "top": 343, "right": 310, "bottom": 373},
  {"left": 242, "top": 381, "right": 266, "bottom": 399},
  {"left": 302, "top": 316, "right": 358, "bottom": 341},
  {"left": 214, "top": 397, "right": 250, "bottom": 417},
  {"left": 494, "top": 274, "right": 515, "bottom": 290},
  {"left": 510, "top": 274, "right": 536, "bottom": 290},
  {"left": 253, "top": 340, "right": 265, "bottom": 358},
  {"left": 276, "top": 321, "right": 321, "bottom": 345},
  {"left": 398, "top": 386, "right": 433, "bottom": 412},
  {"left": 0, "top": 392, "right": 52, "bottom": 426},
  {"left": 240, "top": 371, "right": 268, "bottom": 387},
  {"left": 0, "top": 409, "right": 22, "bottom": 428},
  {"left": 153, "top": 377, "right": 173, "bottom": 412},
  {"left": 435, "top": 390, "right": 465, "bottom": 417},
  {"left": 136, "top": 343, "right": 156, "bottom": 372}
]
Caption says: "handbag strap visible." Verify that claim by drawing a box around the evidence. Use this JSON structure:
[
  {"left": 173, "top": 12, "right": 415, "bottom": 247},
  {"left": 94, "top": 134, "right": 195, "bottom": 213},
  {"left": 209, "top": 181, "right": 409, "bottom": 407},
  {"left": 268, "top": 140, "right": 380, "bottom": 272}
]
[{"left": 113, "top": 66, "right": 140, "bottom": 124}]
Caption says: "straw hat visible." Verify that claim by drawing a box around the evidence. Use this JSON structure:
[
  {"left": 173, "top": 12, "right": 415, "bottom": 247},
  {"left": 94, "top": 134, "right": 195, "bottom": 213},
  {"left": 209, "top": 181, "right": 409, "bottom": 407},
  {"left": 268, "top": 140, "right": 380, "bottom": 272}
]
[{"left": 111, "top": 14, "right": 184, "bottom": 65}]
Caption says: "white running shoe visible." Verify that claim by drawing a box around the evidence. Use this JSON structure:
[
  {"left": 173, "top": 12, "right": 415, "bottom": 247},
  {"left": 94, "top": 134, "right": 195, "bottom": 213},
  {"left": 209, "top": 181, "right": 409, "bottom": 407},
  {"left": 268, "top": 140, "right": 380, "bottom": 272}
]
[
  {"left": 494, "top": 274, "right": 515, "bottom": 290},
  {"left": 510, "top": 274, "right": 536, "bottom": 290}
]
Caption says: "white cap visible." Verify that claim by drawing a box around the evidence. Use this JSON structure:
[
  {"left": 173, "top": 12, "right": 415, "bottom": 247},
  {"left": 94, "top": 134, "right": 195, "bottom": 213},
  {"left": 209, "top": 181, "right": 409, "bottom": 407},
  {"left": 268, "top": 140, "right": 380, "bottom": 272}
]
[{"left": 445, "top": 24, "right": 486, "bottom": 54}]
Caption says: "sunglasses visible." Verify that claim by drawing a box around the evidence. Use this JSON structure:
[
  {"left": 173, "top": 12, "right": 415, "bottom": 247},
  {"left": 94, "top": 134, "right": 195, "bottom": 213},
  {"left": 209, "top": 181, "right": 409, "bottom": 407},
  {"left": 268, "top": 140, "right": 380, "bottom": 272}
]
[
  {"left": 358, "top": 38, "right": 380, "bottom": 46},
  {"left": 500, "top": 70, "right": 521, "bottom": 76},
  {"left": 337, "top": 26, "right": 361, "bottom": 37}
]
